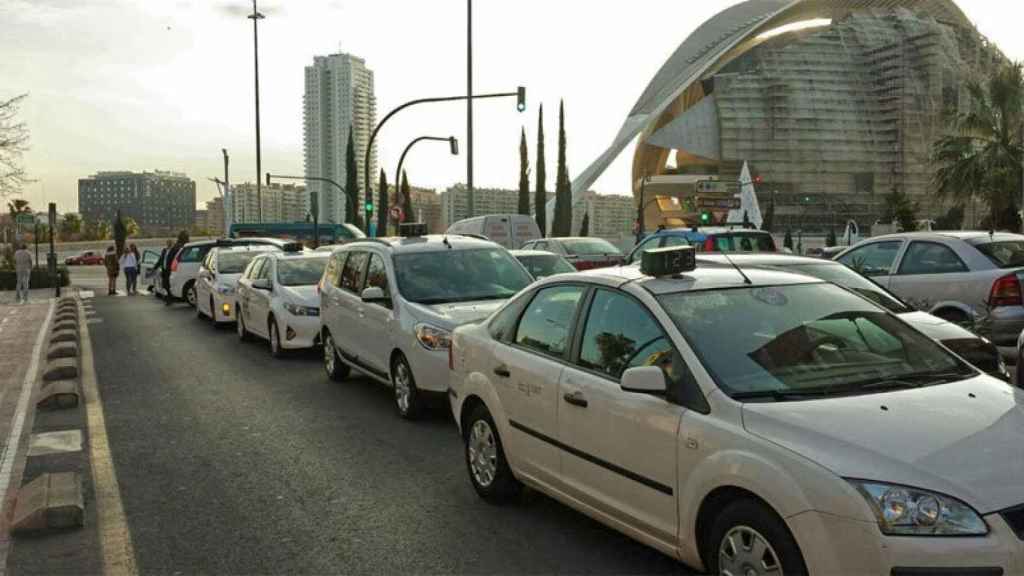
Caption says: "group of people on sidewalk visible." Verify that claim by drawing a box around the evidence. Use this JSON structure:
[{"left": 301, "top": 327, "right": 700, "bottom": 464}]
[{"left": 103, "top": 243, "right": 142, "bottom": 296}]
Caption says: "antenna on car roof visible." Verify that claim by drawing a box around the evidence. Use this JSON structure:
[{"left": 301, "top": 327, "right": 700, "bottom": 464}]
[{"left": 719, "top": 251, "right": 752, "bottom": 285}]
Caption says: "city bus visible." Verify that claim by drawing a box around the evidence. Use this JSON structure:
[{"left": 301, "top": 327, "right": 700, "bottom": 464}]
[{"left": 228, "top": 222, "right": 365, "bottom": 246}]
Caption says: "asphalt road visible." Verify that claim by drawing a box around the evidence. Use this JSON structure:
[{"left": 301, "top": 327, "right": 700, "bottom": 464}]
[{"left": 79, "top": 270, "right": 693, "bottom": 574}]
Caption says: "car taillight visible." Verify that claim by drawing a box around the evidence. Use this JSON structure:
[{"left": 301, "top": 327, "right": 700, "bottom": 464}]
[
  {"left": 989, "top": 274, "right": 1022, "bottom": 308},
  {"left": 448, "top": 343, "right": 455, "bottom": 371},
  {"left": 170, "top": 256, "right": 180, "bottom": 273},
  {"left": 704, "top": 237, "right": 716, "bottom": 252}
]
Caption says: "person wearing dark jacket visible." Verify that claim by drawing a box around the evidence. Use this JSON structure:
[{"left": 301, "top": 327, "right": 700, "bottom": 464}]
[{"left": 160, "top": 238, "right": 182, "bottom": 305}]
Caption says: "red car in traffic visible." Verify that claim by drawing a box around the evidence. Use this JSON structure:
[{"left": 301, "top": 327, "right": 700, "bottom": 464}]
[{"left": 65, "top": 250, "right": 104, "bottom": 265}]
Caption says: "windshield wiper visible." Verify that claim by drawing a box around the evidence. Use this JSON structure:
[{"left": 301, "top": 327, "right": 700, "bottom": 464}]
[
  {"left": 852, "top": 370, "right": 969, "bottom": 389},
  {"left": 731, "top": 387, "right": 837, "bottom": 402}
]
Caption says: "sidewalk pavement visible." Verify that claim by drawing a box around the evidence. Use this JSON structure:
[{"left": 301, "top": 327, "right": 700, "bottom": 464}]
[{"left": 0, "top": 287, "right": 77, "bottom": 307}]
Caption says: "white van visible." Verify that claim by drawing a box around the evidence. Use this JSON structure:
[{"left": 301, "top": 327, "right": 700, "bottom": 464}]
[{"left": 445, "top": 214, "right": 541, "bottom": 249}]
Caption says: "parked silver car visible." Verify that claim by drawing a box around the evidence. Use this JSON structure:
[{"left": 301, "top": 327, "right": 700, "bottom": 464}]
[{"left": 835, "top": 232, "right": 1024, "bottom": 358}]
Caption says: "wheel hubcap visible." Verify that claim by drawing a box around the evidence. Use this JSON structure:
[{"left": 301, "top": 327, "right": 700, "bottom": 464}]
[
  {"left": 324, "top": 335, "right": 335, "bottom": 373},
  {"left": 468, "top": 420, "right": 498, "bottom": 488},
  {"left": 718, "top": 526, "right": 783, "bottom": 576},
  {"left": 187, "top": 286, "right": 196, "bottom": 306},
  {"left": 394, "top": 363, "right": 411, "bottom": 413}
]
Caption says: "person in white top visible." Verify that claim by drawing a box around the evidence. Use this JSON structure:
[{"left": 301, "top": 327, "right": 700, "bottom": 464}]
[
  {"left": 14, "top": 243, "right": 33, "bottom": 304},
  {"left": 119, "top": 243, "right": 139, "bottom": 295}
]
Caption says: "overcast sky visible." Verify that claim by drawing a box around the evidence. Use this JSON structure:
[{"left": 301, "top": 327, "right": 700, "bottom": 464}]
[{"left": 4, "top": 0, "right": 1024, "bottom": 212}]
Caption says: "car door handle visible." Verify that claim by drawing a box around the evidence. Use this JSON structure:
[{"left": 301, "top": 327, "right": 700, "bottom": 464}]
[
  {"left": 563, "top": 391, "right": 588, "bottom": 408},
  {"left": 493, "top": 366, "right": 511, "bottom": 378}
]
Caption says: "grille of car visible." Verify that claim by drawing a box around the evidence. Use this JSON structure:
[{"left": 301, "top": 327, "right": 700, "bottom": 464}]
[{"left": 1001, "top": 504, "right": 1024, "bottom": 540}]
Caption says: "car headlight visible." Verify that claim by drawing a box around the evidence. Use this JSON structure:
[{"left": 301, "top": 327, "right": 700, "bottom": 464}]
[
  {"left": 849, "top": 480, "right": 988, "bottom": 536},
  {"left": 214, "top": 284, "right": 235, "bottom": 295},
  {"left": 414, "top": 323, "right": 451, "bottom": 351},
  {"left": 284, "top": 302, "right": 319, "bottom": 317}
]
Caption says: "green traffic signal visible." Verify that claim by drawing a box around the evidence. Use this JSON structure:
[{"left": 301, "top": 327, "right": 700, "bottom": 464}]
[{"left": 700, "top": 211, "right": 712, "bottom": 224}]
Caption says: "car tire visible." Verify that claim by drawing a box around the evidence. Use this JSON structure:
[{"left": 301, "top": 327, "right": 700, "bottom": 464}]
[
  {"left": 934, "top": 308, "right": 970, "bottom": 327},
  {"left": 184, "top": 281, "right": 197, "bottom": 308},
  {"left": 209, "top": 297, "right": 218, "bottom": 326},
  {"left": 1016, "top": 347, "right": 1023, "bottom": 389},
  {"left": 706, "top": 499, "right": 808, "bottom": 576},
  {"left": 464, "top": 403, "right": 522, "bottom": 504},
  {"left": 237, "top": 307, "right": 252, "bottom": 341},
  {"left": 322, "top": 331, "right": 350, "bottom": 382},
  {"left": 391, "top": 353, "right": 424, "bottom": 420},
  {"left": 269, "top": 317, "right": 284, "bottom": 358}
]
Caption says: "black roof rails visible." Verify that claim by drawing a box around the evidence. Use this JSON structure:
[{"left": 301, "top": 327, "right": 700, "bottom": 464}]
[{"left": 451, "top": 233, "right": 490, "bottom": 241}]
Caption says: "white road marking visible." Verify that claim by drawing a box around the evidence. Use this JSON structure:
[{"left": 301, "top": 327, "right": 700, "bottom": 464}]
[
  {"left": 80, "top": 290, "right": 95, "bottom": 299},
  {"left": 0, "top": 300, "right": 55, "bottom": 511},
  {"left": 28, "top": 430, "right": 83, "bottom": 457}
]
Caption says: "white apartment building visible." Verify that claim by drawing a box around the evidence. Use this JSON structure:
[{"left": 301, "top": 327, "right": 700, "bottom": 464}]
[
  {"left": 230, "top": 183, "right": 308, "bottom": 224},
  {"left": 303, "top": 53, "right": 378, "bottom": 225},
  {"left": 441, "top": 184, "right": 554, "bottom": 229}
]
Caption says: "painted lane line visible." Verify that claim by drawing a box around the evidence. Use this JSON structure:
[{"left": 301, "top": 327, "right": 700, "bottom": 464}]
[
  {"left": 79, "top": 300, "right": 138, "bottom": 576},
  {"left": 0, "top": 300, "right": 55, "bottom": 512}
]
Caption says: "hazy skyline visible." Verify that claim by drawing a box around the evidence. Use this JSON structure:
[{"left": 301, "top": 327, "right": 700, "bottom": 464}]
[{"left": 4, "top": 0, "right": 1024, "bottom": 213}]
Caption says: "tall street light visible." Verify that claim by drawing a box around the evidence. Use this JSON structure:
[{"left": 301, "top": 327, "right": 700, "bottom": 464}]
[
  {"left": 395, "top": 136, "right": 459, "bottom": 224},
  {"left": 467, "top": 0, "right": 474, "bottom": 219},
  {"left": 364, "top": 88, "right": 524, "bottom": 235},
  {"left": 248, "top": 0, "right": 265, "bottom": 223}
]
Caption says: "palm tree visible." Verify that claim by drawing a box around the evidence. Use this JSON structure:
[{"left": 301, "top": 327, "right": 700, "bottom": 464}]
[{"left": 932, "top": 61, "right": 1024, "bottom": 228}]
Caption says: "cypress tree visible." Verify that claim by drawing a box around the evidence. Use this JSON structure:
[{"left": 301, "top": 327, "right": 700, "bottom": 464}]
[
  {"left": 553, "top": 100, "right": 572, "bottom": 237},
  {"left": 345, "top": 127, "right": 359, "bottom": 227},
  {"left": 579, "top": 211, "right": 590, "bottom": 237},
  {"left": 401, "top": 170, "right": 413, "bottom": 224},
  {"left": 534, "top": 105, "right": 547, "bottom": 237},
  {"left": 377, "top": 169, "right": 388, "bottom": 236},
  {"left": 518, "top": 128, "right": 530, "bottom": 215}
]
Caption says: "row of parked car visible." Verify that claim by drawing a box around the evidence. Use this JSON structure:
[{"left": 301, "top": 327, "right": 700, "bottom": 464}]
[{"left": 150, "top": 225, "right": 1024, "bottom": 574}]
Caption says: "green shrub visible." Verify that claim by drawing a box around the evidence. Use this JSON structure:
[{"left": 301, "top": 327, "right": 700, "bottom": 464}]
[{"left": 0, "top": 267, "right": 70, "bottom": 291}]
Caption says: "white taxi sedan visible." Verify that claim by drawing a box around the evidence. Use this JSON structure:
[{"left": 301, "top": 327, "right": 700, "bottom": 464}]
[
  {"left": 449, "top": 246, "right": 1024, "bottom": 575},
  {"left": 236, "top": 250, "right": 328, "bottom": 357},
  {"left": 196, "top": 245, "right": 280, "bottom": 326}
]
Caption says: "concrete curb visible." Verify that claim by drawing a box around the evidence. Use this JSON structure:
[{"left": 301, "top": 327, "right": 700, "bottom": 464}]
[
  {"left": 37, "top": 380, "right": 79, "bottom": 411},
  {"left": 43, "top": 359, "right": 78, "bottom": 382},
  {"left": 51, "top": 321, "right": 79, "bottom": 334},
  {"left": 50, "top": 329, "right": 78, "bottom": 344},
  {"left": 10, "top": 472, "right": 85, "bottom": 535},
  {"left": 47, "top": 343, "right": 79, "bottom": 361}
]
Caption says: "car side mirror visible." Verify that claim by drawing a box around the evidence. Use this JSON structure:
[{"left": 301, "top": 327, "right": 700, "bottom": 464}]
[
  {"left": 361, "top": 286, "right": 387, "bottom": 303},
  {"left": 621, "top": 366, "right": 667, "bottom": 395},
  {"left": 252, "top": 278, "right": 271, "bottom": 291}
]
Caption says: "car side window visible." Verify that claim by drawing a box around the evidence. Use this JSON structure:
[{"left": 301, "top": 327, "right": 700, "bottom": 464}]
[
  {"left": 489, "top": 293, "right": 530, "bottom": 343},
  {"left": 323, "top": 253, "right": 342, "bottom": 287},
  {"left": 662, "top": 235, "right": 689, "bottom": 248},
  {"left": 245, "top": 258, "right": 262, "bottom": 280},
  {"left": 258, "top": 259, "right": 273, "bottom": 281},
  {"left": 898, "top": 242, "right": 968, "bottom": 275},
  {"left": 577, "top": 289, "right": 670, "bottom": 379},
  {"left": 629, "top": 236, "right": 664, "bottom": 263},
  {"left": 365, "top": 253, "right": 390, "bottom": 296},
  {"left": 837, "top": 241, "right": 903, "bottom": 277},
  {"left": 340, "top": 251, "right": 369, "bottom": 294},
  {"left": 514, "top": 285, "right": 586, "bottom": 359}
]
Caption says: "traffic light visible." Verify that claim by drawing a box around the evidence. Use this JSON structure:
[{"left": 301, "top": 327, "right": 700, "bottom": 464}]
[
  {"left": 449, "top": 137, "right": 460, "bottom": 156},
  {"left": 517, "top": 86, "right": 527, "bottom": 112},
  {"left": 365, "top": 201, "right": 374, "bottom": 215},
  {"left": 700, "top": 211, "right": 712, "bottom": 225}
]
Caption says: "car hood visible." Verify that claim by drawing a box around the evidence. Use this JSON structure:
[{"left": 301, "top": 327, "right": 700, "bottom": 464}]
[
  {"left": 899, "top": 311, "right": 977, "bottom": 343},
  {"left": 406, "top": 299, "right": 506, "bottom": 329},
  {"left": 278, "top": 285, "right": 318, "bottom": 307},
  {"left": 742, "top": 376, "right": 1024, "bottom": 513}
]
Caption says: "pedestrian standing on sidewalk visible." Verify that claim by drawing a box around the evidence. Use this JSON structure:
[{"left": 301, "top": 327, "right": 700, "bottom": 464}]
[
  {"left": 104, "top": 245, "right": 120, "bottom": 296},
  {"left": 14, "top": 243, "right": 32, "bottom": 304},
  {"left": 120, "top": 244, "right": 139, "bottom": 295}
]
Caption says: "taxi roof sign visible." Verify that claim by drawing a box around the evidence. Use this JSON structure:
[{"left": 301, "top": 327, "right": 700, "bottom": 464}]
[
  {"left": 641, "top": 246, "right": 696, "bottom": 277},
  {"left": 399, "top": 222, "right": 427, "bottom": 238}
]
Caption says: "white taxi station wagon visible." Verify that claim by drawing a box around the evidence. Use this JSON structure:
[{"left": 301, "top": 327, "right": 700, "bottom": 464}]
[{"left": 448, "top": 246, "right": 1024, "bottom": 575}]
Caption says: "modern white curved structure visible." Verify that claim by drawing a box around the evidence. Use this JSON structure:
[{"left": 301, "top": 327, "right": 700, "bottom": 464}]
[{"left": 569, "top": 0, "right": 998, "bottom": 232}]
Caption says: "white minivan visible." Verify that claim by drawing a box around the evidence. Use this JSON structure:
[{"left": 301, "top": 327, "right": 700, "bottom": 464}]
[{"left": 446, "top": 214, "right": 541, "bottom": 250}]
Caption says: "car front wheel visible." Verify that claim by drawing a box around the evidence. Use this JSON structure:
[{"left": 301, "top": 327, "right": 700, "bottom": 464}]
[
  {"left": 269, "top": 318, "right": 283, "bottom": 358},
  {"left": 323, "top": 331, "right": 350, "bottom": 381},
  {"left": 185, "top": 282, "right": 197, "bottom": 307},
  {"left": 391, "top": 353, "right": 424, "bottom": 420},
  {"left": 464, "top": 403, "right": 521, "bottom": 504},
  {"left": 707, "top": 499, "right": 807, "bottom": 576},
  {"left": 237, "top": 307, "right": 251, "bottom": 341}
]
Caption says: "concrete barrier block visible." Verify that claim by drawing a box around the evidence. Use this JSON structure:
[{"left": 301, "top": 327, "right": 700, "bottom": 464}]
[
  {"left": 50, "top": 329, "right": 78, "bottom": 344},
  {"left": 43, "top": 358, "right": 78, "bottom": 382},
  {"left": 55, "top": 311, "right": 78, "bottom": 323},
  {"left": 36, "top": 381, "right": 79, "bottom": 411},
  {"left": 56, "top": 306, "right": 77, "bottom": 317},
  {"left": 52, "top": 319, "right": 79, "bottom": 331},
  {"left": 11, "top": 472, "right": 84, "bottom": 535},
  {"left": 47, "top": 342, "right": 78, "bottom": 360}
]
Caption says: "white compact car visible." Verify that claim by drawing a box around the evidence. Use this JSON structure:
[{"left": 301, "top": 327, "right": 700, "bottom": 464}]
[
  {"left": 196, "top": 244, "right": 280, "bottom": 325},
  {"left": 319, "top": 226, "right": 534, "bottom": 419},
  {"left": 235, "top": 249, "right": 329, "bottom": 356},
  {"left": 449, "top": 246, "right": 1024, "bottom": 575}
]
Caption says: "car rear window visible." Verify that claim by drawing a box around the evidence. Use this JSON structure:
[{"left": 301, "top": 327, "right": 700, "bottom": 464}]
[
  {"left": 561, "top": 239, "right": 621, "bottom": 256},
  {"left": 179, "top": 246, "right": 210, "bottom": 263},
  {"left": 707, "top": 233, "right": 776, "bottom": 253},
  {"left": 975, "top": 241, "right": 1024, "bottom": 269}
]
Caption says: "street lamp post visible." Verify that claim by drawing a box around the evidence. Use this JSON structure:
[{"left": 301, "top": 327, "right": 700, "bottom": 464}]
[
  {"left": 248, "top": 0, "right": 265, "bottom": 224},
  {"left": 467, "top": 0, "right": 474, "bottom": 219},
  {"left": 364, "top": 88, "right": 525, "bottom": 236},
  {"left": 395, "top": 136, "right": 459, "bottom": 224}
]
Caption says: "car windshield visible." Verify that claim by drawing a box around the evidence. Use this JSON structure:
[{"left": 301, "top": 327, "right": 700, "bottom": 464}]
[
  {"left": 394, "top": 248, "right": 533, "bottom": 305},
  {"left": 975, "top": 241, "right": 1024, "bottom": 268},
  {"left": 658, "top": 283, "right": 972, "bottom": 401},
  {"left": 516, "top": 254, "right": 576, "bottom": 279},
  {"left": 781, "top": 263, "right": 912, "bottom": 314},
  {"left": 277, "top": 257, "right": 328, "bottom": 287},
  {"left": 561, "top": 239, "right": 621, "bottom": 256},
  {"left": 218, "top": 252, "right": 261, "bottom": 274},
  {"left": 706, "top": 233, "right": 776, "bottom": 253}
]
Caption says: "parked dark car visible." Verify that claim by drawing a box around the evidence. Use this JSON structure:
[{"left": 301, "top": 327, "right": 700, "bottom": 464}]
[{"left": 519, "top": 237, "right": 624, "bottom": 271}]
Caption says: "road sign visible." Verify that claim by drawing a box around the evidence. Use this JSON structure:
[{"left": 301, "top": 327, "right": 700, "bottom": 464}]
[
  {"left": 694, "top": 197, "right": 740, "bottom": 210},
  {"left": 15, "top": 213, "right": 34, "bottom": 225}
]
